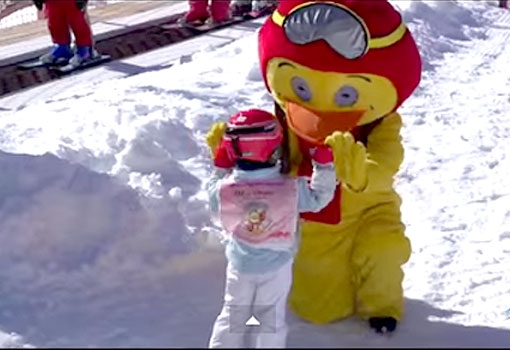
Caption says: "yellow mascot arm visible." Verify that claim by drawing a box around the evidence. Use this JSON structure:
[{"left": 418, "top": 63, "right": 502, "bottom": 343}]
[
  {"left": 325, "top": 112, "right": 403, "bottom": 193},
  {"left": 205, "top": 121, "right": 227, "bottom": 156},
  {"left": 364, "top": 112, "right": 404, "bottom": 193}
]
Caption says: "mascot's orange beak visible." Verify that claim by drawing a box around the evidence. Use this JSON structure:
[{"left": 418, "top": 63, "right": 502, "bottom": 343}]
[{"left": 286, "top": 102, "right": 365, "bottom": 143}]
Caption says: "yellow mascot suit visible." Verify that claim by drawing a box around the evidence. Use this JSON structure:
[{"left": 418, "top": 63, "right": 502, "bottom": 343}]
[
  {"left": 206, "top": 0, "right": 422, "bottom": 334},
  {"left": 257, "top": 0, "right": 422, "bottom": 333}
]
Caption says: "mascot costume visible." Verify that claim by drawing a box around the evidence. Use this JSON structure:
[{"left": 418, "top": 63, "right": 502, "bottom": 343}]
[{"left": 207, "top": 0, "right": 422, "bottom": 334}]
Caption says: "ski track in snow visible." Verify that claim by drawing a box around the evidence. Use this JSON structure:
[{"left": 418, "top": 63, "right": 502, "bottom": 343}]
[{"left": 398, "top": 2, "right": 510, "bottom": 333}]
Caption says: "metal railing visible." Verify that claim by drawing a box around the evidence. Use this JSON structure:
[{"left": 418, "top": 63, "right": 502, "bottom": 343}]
[{"left": 0, "top": 0, "right": 110, "bottom": 29}]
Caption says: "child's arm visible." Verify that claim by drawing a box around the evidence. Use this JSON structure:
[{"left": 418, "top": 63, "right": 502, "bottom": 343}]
[
  {"left": 206, "top": 167, "right": 231, "bottom": 214},
  {"left": 297, "top": 146, "right": 337, "bottom": 213}
]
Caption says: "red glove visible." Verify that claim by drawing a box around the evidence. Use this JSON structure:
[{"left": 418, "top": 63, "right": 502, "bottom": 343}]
[
  {"left": 213, "top": 141, "right": 235, "bottom": 169},
  {"left": 309, "top": 145, "right": 334, "bottom": 164}
]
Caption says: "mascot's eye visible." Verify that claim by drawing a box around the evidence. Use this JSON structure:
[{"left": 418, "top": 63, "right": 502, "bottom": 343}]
[
  {"left": 335, "top": 85, "right": 358, "bottom": 106},
  {"left": 291, "top": 77, "right": 312, "bottom": 102}
]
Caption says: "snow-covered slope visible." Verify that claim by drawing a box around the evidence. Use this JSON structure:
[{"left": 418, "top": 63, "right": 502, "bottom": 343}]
[{"left": 0, "top": 0, "right": 509, "bottom": 347}]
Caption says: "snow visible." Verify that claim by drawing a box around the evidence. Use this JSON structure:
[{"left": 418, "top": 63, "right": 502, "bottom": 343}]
[
  {"left": 0, "top": 6, "right": 38, "bottom": 29},
  {"left": 0, "top": 0, "right": 510, "bottom": 347}
]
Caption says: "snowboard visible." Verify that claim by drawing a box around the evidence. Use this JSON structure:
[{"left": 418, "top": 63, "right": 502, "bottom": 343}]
[
  {"left": 17, "top": 59, "right": 67, "bottom": 70},
  {"left": 50, "top": 54, "right": 112, "bottom": 75}
]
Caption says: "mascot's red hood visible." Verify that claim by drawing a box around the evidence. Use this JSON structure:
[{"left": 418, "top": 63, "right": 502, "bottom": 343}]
[{"left": 258, "top": 0, "right": 422, "bottom": 111}]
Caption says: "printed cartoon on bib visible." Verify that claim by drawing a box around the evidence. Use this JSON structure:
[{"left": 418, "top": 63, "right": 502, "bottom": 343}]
[{"left": 219, "top": 178, "right": 298, "bottom": 250}]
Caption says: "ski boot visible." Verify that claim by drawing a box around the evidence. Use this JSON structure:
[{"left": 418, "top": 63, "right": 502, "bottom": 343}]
[
  {"left": 69, "top": 46, "right": 98, "bottom": 68},
  {"left": 209, "top": 0, "right": 231, "bottom": 24},
  {"left": 39, "top": 44, "right": 74, "bottom": 65},
  {"left": 251, "top": 0, "right": 277, "bottom": 16},
  {"left": 205, "top": 16, "right": 232, "bottom": 26},
  {"left": 230, "top": 1, "right": 252, "bottom": 17},
  {"left": 179, "top": 0, "right": 210, "bottom": 26},
  {"left": 178, "top": 12, "right": 209, "bottom": 26}
]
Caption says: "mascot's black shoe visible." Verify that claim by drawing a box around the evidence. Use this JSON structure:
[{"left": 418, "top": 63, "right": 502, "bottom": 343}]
[{"left": 369, "top": 317, "right": 397, "bottom": 334}]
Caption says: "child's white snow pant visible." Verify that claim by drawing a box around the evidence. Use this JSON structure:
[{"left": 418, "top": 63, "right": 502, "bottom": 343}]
[{"left": 208, "top": 259, "right": 293, "bottom": 348}]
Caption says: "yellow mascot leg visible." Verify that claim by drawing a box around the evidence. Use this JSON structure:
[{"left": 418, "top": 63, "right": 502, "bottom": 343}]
[
  {"left": 289, "top": 221, "right": 359, "bottom": 324},
  {"left": 351, "top": 200, "right": 411, "bottom": 321}
]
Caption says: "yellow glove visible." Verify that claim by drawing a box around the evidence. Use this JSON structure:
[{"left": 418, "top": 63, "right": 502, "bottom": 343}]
[
  {"left": 325, "top": 131, "right": 374, "bottom": 192},
  {"left": 205, "top": 121, "right": 226, "bottom": 157}
]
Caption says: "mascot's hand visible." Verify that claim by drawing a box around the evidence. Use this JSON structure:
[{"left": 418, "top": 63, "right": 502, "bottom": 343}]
[
  {"left": 205, "top": 121, "right": 226, "bottom": 156},
  {"left": 325, "top": 131, "right": 372, "bottom": 192}
]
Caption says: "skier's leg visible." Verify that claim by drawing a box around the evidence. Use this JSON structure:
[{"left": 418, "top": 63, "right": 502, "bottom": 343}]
[
  {"left": 209, "top": 263, "right": 256, "bottom": 348},
  {"left": 40, "top": 0, "right": 74, "bottom": 63},
  {"left": 63, "top": 0, "right": 96, "bottom": 65},
  {"left": 45, "top": 0, "right": 71, "bottom": 45},
  {"left": 81, "top": 5, "right": 100, "bottom": 57},
  {"left": 83, "top": 4, "right": 94, "bottom": 45},
  {"left": 253, "top": 260, "right": 293, "bottom": 348},
  {"left": 210, "top": 0, "right": 231, "bottom": 23},
  {"left": 184, "top": 0, "right": 210, "bottom": 23},
  {"left": 67, "top": 1, "right": 93, "bottom": 46}
]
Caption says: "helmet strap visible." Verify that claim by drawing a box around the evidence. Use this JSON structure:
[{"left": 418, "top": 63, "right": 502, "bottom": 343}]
[
  {"left": 274, "top": 102, "right": 290, "bottom": 174},
  {"left": 231, "top": 135, "right": 242, "bottom": 160}
]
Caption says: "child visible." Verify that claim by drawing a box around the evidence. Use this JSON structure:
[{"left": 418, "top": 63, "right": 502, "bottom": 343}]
[
  {"left": 206, "top": 109, "right": 337, "bottom": 348},
  {"left": 33, "top": 0, "right": 98, "bottom": 66},
  {"left": 181, "top": 0, "right": 231, "bottom": 25}
]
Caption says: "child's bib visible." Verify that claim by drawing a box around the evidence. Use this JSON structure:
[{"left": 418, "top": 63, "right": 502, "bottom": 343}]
[{"left": 218, "top": 177, "right": 298, "bottom": 250}]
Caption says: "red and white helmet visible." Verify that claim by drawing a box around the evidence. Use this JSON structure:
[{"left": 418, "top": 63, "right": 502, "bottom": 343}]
[{"left": 214, "top": 109, "right": 283, "bottom": 168}]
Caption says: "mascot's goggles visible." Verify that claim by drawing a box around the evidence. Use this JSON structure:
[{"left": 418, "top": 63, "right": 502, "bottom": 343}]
[{"left": 271, "top": 2, "right": 407, "bottom": 60}]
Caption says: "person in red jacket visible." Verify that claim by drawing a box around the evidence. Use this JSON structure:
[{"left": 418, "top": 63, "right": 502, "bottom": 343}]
[
  {"left": 499, "top": 0, "right": 508, "bottom": 8},
  {"left": 33, "top": 0, "right": 98, "bottom": 66},
  {"left": 181, "top": 0, "right": 231, "bottom": 25}
]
